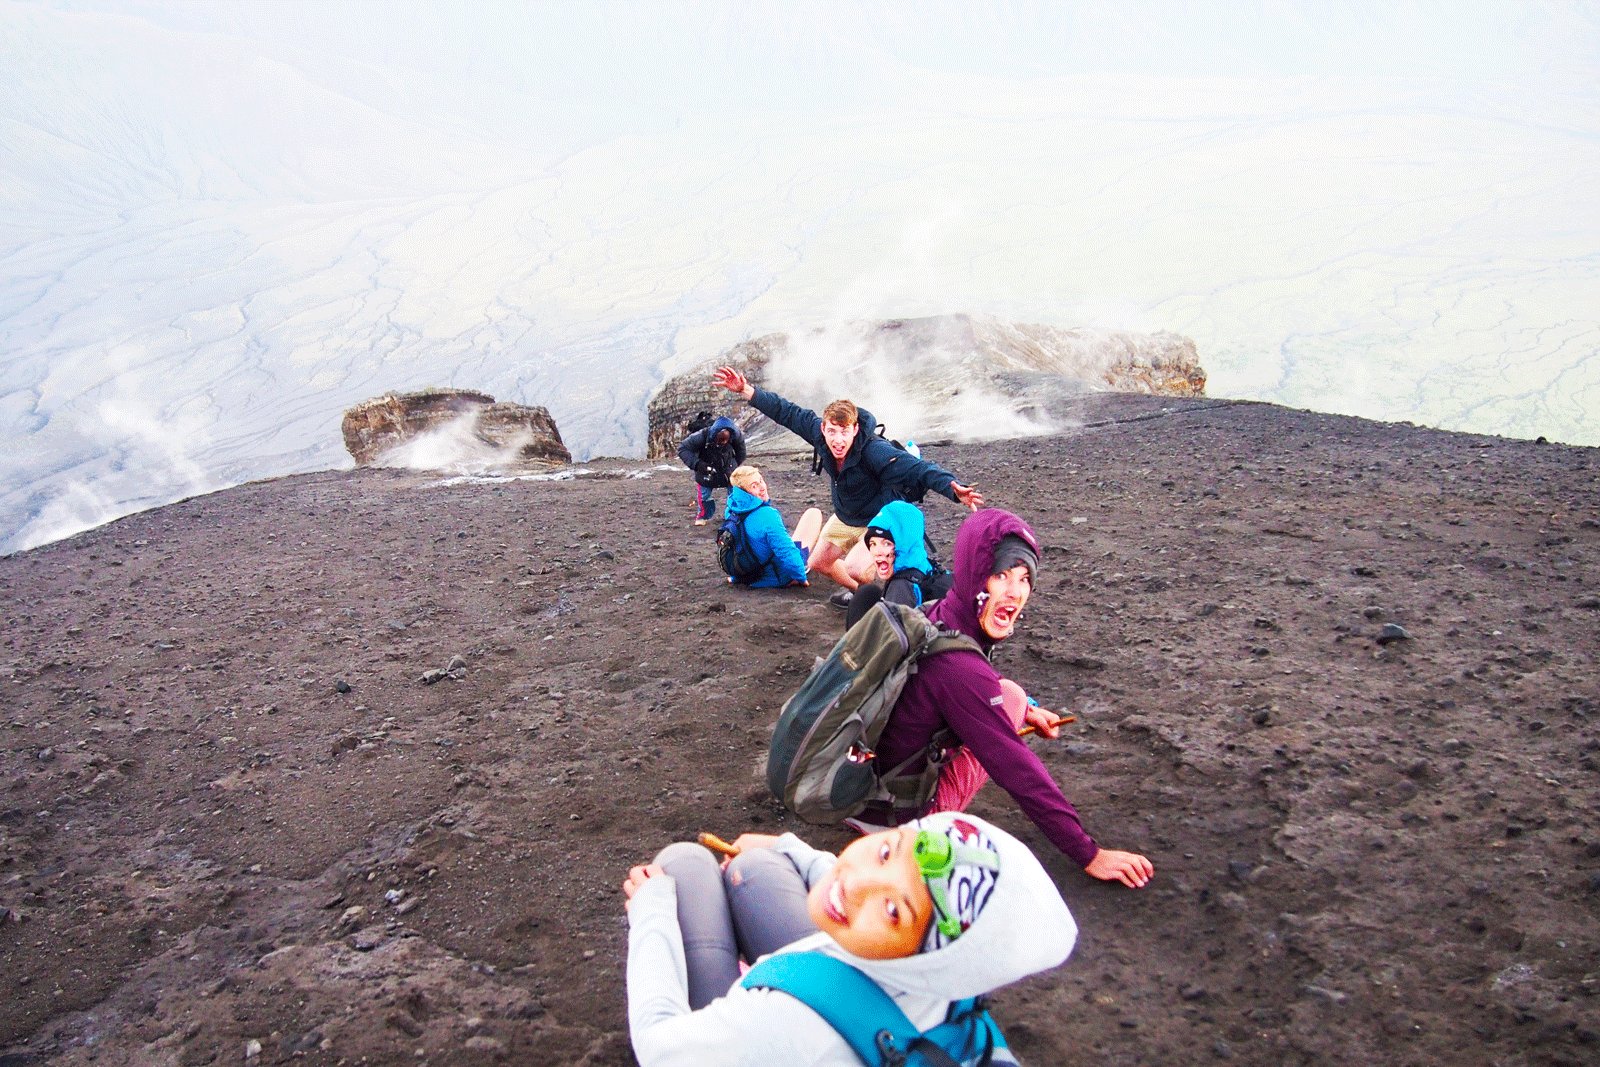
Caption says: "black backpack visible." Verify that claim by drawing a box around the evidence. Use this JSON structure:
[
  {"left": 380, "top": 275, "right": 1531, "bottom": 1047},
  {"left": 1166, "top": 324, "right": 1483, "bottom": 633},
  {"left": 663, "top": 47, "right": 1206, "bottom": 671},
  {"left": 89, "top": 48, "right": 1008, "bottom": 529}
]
[
  {"left": 685, "top": 410, "right": 714, "bottom": 435},
  {"left": 894, "top": 565, "right": 954, "bottom": 606},
  {"left": 716, "top": 504, "right": 770, "bottom": 583}
]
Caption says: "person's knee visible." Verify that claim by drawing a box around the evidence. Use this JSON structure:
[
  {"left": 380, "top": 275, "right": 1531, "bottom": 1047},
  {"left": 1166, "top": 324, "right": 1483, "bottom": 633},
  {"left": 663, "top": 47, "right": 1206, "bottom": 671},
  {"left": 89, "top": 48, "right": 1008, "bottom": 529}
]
[
  {"left": 655, "top": 840, "right": 719, "bottom": 877},
  {"left": 724, "top": 849, "right": 808, "bottom": 912},
  {"left": 846, "top": 583, "right": 884, "bottom": 628},
  {"left": 723, "top": 851, "right": 756, "bottom": 889},
  {"left": 724, "top": 848, "right": 791, "bottom": 890}
]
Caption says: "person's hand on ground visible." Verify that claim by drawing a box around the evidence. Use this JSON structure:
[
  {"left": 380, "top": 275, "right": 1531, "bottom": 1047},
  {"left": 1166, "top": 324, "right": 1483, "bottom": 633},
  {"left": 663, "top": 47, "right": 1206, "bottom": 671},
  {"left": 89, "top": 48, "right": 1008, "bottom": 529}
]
[
  {"left": 1084, "top": 848, "right": 1154, "bottom": 888},
  {"left": 713, "top": 366, "right": 754, "bottom": 400},
  {"left": 623, "top": 863, "right": 665, "bottom": 909},
  {"left": 951, "top": 481, "right": 984, "bottom": 510}
]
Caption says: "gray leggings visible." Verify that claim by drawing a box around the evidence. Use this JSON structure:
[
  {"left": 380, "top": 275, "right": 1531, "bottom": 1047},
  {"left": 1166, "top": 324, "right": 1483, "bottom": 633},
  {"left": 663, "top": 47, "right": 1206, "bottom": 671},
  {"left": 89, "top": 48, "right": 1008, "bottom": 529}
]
[{"left": 653, "top": 842, "right": 817, "bottom": 1010}]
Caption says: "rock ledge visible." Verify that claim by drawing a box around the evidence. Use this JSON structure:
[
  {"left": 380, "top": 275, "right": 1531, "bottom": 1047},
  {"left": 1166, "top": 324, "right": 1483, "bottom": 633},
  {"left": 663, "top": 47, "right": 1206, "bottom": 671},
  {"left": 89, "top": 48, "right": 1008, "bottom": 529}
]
[{"left": 341, "top": 389, "right": 570, "bottom": 470}]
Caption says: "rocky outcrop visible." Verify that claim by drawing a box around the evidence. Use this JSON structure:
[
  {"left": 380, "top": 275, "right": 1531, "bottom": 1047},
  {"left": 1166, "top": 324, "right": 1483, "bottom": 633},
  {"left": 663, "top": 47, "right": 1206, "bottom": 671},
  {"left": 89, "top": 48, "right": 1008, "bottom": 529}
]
[
  {"left": 341, "top": 389, "right": 570, "bottom": 470},
  {"left": 647, "top": 348, "right": 776, "bottom": 461},
  {"left": 646, "top": 314, "right": 1206, "bottom": 458}
]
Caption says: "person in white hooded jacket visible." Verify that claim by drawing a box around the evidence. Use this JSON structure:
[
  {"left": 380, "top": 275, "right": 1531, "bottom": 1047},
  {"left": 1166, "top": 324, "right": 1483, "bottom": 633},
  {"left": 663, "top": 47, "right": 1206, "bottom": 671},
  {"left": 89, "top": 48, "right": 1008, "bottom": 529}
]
[{"left": 622, "top": 811, "right": 1077, "bottom": 1065}]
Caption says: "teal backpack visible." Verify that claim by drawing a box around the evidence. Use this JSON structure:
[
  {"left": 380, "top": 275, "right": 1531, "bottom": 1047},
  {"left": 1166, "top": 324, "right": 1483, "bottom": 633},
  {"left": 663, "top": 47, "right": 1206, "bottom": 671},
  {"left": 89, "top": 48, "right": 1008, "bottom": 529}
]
[{"left": 740, "top": 951, "right": 1017, "bottom": 1066}]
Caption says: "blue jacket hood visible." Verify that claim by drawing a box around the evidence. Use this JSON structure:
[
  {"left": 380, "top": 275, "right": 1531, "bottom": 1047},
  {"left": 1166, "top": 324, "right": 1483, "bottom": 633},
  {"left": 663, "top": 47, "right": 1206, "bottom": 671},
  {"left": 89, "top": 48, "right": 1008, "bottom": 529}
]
[
  {"left": 924, "top": 509, "right": 1041, "bottom": 650},
  {"left": 725, "top": 485, "right": 766, "bottom": 515},
  {"left": 865, "top": 501, "right": 932, "bottom": 574}
]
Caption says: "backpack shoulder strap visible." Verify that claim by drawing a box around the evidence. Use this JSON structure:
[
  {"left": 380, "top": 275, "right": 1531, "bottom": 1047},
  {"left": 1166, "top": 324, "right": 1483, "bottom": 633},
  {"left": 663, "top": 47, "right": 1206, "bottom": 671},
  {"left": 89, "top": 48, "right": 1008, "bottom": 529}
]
[
  {"left": 925, "top": 629, "right": 984, "bottom": 660},
  {"left": 741, "top": 952, "right": 922, "bottom": 1065},
  {"left": 860, "top": 432, "right": 901, "bottom": 476}
]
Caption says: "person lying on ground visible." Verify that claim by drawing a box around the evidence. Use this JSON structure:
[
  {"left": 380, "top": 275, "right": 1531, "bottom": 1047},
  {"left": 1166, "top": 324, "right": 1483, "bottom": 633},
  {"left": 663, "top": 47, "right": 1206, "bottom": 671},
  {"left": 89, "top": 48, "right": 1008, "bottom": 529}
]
[
  {"left": 723, "top": 465, "right": 821, "bottom": 589},
  {"left": 711, "top": 366, "right": 982, "bottom": 602},
  {"left": 678, "top": 415, "right": 747, "bottom": 525},
  {"left": 853, "top": 507, "right": 1156, "bottom": 889},
  {"left": 843, "top": 499, "right": 953, "bottom": 629},
  {"left": 623, "top": 811, "right": 1077, "bottom": 1065}
]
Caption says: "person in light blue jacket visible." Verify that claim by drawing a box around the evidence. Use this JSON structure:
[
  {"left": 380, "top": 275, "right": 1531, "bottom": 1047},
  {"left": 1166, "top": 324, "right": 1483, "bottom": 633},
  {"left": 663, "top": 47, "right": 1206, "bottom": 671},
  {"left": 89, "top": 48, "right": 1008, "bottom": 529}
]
[
  {"left": 843, "top": 500, "right": 953, "bottom": 628},
  {"left": 724, "top": 466, "right": 822, "bottom": 589}
]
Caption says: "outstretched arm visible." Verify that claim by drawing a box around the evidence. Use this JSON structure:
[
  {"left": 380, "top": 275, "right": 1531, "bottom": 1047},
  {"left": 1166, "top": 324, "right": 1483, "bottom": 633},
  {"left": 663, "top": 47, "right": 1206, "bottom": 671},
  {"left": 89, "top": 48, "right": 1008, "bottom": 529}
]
[
  {"left": 712, "top": 366, "right": 755, "bottom": 401},
  {"left": 920, "top": 654, "right": 1160, "bottom": 889},
  {"left": 623, "top": 865, "right": 693, "bottom": 1042},
  {"left": 714, "top": 369, "right": 825, "bottom": 450},
  {"left": 867, "top": 442, "right": 978, "bottom": 511},
  {"left": 950, "top": 481, "right": 984, "bottom": 510}
]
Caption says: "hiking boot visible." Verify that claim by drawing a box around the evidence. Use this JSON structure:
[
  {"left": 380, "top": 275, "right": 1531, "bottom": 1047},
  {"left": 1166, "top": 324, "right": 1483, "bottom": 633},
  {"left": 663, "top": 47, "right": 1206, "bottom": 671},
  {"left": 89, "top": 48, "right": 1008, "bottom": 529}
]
[{"left": 828, "top": 590, "right": 853, "bottom": 610}]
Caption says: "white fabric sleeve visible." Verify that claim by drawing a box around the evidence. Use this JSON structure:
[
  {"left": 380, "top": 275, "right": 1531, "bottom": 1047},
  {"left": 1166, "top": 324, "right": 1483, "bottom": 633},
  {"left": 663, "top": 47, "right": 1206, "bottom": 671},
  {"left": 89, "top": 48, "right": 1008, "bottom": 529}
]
[
  {"left": 625, "top": 874, "right": 693, "bottom": 1043},
  {"left": 625, "top": 842, "right": 854, "bottom": 1066},
  {"left": 632, "top": 981, "right": 851, "bottom": 1067}
]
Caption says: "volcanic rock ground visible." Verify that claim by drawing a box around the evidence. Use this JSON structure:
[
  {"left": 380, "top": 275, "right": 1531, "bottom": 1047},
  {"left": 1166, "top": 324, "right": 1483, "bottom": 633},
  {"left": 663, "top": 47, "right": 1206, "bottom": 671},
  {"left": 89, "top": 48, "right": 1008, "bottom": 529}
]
[{"left": 2, "top": 393, "right": 1597, "bottom": 1066}]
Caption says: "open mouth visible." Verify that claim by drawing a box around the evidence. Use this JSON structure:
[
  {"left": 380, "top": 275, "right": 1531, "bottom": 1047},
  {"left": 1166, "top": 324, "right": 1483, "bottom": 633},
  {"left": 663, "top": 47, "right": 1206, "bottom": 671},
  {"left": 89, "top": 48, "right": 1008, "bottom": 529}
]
[
  {"left": 824, "top": 879, "right": 847, "bottom": 924},
  {"left": 991, "top": 605, "right": 1019, "bottom": 627}
]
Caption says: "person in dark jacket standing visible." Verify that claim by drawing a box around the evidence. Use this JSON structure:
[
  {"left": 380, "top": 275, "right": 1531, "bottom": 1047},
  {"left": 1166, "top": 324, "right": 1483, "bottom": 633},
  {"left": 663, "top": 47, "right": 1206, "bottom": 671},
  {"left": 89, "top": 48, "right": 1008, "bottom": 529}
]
[
  {"left": 677, "top": 415, "right": 746, "bottom": 525},
  {"left": 711, "top": 366, "right": 982, "bottom": 599},
  {"left": 855, "top": 507, "right": 1155, "bottom": 889}
]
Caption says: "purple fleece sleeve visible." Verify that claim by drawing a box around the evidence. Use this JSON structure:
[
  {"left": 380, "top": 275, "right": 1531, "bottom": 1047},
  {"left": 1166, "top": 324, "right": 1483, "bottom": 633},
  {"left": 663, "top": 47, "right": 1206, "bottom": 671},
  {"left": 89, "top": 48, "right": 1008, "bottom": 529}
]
[{"left": 915, "top": 653, "right": 1100, "bottom": 868}]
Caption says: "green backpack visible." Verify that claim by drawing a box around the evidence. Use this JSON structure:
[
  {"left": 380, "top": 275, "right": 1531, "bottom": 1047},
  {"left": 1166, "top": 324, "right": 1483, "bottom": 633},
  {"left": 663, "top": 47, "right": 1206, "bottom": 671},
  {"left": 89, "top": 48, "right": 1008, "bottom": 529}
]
[{"left": 766, "top": 601, "right": 982, "bottom": 823}]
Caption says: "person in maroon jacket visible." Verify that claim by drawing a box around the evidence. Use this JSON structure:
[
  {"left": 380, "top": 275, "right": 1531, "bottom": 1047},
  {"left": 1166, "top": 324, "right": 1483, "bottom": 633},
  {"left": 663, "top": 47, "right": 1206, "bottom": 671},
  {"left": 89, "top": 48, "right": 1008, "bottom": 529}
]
[{"left": 855, "top": 508, "right": 1155, "bottom": 889}]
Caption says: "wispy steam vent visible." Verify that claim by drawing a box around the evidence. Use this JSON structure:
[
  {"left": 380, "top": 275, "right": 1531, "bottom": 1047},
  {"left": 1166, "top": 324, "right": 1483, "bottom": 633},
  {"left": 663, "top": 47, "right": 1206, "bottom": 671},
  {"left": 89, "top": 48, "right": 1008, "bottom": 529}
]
[
  {"left": 341, "top": 390, "right": 570, "bottom": 474},
  {"left": 647, "top": 314, "right": 1205, "bottom": 459}
]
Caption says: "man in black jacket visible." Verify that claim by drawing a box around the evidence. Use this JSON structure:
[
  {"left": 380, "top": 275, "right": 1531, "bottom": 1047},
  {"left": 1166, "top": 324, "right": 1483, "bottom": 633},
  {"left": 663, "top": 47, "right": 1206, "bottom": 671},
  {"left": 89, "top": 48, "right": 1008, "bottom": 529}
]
[
  {"left": 677, "top": 415, "right": 747, "bottom": 525},
  {"left": 712, "top": 366, "right": 982, "bottom": 597}
]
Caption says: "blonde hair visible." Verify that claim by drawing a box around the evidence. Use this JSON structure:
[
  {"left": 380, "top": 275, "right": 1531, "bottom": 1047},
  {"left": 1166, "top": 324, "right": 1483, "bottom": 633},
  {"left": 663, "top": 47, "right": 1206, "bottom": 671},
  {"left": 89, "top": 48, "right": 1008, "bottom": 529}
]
[{"left": 729, "top": 465, "right": 762, "bottom": 491}]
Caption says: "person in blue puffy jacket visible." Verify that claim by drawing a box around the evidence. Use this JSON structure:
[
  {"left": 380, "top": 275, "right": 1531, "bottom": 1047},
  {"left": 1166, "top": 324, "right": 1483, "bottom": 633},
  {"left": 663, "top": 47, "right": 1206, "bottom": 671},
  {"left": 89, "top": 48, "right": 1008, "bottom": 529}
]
[
  {"left": 723, "top": 466, "right": 821, "bottom": 588},
  {"left": 842, "top": 500, "right": 953, "bottom": 628}
]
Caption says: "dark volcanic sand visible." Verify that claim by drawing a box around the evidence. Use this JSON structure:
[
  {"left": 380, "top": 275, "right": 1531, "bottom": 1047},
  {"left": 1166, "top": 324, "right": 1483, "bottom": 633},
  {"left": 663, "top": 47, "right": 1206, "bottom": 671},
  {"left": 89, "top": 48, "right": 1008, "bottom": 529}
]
[{"left": 2, "top": 394, "right": 1597, "bottom": 1066}]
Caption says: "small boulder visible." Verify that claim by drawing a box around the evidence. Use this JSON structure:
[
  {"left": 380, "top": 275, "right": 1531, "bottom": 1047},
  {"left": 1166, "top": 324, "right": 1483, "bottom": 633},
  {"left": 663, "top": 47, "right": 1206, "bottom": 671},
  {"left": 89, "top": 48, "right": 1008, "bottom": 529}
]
[{"left": 1376, "top": 623, "right": 1412, "bottom": 645}]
